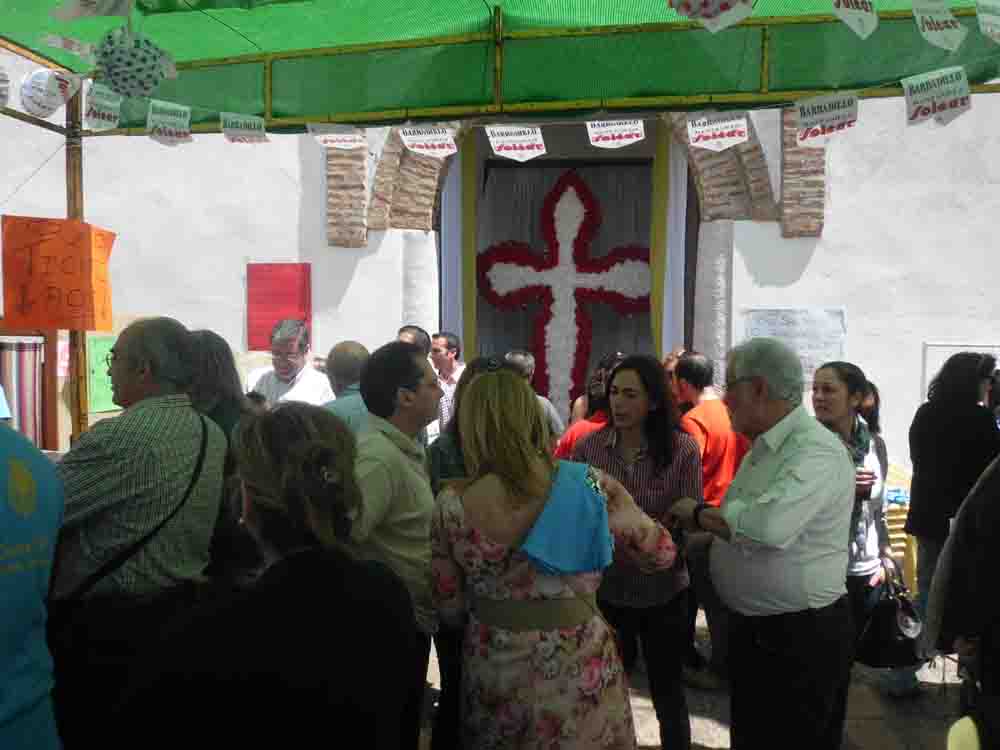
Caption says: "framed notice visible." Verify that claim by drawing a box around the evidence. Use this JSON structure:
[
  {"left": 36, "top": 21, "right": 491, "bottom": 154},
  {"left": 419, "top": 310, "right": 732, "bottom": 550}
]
[
  {"left": 87, "top": 333, "right": 116, "bottom": 413},
  {"left": 739, "top": 307, "right": 847, "bottom": 381},
  {"left": 246, "top": 263, "right": 312, "bottom": 352}
]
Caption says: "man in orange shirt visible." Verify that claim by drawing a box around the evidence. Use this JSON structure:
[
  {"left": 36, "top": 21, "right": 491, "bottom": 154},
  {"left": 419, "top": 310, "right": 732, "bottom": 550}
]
[{"left": 673, "top": 351, "right": 749, "bottom": 688}]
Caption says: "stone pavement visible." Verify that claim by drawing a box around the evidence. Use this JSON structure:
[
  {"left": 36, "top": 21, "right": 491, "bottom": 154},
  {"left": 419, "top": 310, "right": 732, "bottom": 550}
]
[{"left": 421, "top": 628, "right": 965, "bottom": 749}]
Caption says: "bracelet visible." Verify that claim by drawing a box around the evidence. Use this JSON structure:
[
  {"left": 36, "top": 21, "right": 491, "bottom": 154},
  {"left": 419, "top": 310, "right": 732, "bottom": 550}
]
[{"left": 693, "top": 503, "right": 707, "bottom": 531}]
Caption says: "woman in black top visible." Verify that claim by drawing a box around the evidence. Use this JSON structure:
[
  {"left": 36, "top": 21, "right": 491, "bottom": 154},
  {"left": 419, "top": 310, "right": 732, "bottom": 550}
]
[
  {"left": 113, "top": 404, "right": 419, "bottom": 749},
  {"left": 906, "top": 352, "right": 1000, "bottom": 616}
]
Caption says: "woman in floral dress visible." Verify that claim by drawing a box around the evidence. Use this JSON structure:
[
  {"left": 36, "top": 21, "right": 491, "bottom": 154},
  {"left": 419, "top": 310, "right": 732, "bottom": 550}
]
[{"left": 431, "top": 370, "right": 679, "bottom": 750}]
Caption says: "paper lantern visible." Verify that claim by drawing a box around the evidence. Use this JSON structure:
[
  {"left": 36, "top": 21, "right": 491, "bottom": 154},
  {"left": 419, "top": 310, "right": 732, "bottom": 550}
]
[
  {"left": 19, "top": 68, "right": 79, "bottom": 118},
  {"left": 95, "top": 26, "right": 168, "bottom": 99}
]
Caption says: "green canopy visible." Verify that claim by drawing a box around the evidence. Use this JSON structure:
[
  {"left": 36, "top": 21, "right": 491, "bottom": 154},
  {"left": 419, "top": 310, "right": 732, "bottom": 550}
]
[{"left": 2, "top": 0, "right": 999, "bottom": 131}]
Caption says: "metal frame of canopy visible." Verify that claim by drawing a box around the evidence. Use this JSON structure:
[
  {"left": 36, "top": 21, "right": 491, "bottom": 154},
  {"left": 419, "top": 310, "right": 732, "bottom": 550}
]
[{"left": 2, "top": 5, "right": 1000, "bottom": 440}]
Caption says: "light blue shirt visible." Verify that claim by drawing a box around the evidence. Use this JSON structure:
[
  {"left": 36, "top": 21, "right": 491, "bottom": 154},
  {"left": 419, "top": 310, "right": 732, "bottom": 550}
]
[
  {"left": 324, "top": 383, "right": 369, "bottom": 434},
  {"left": 0, "top": 386, "right": 12, "bottom": 420},
  {"left": 0, "top": 425, "right": 64, "bottom": 749}
]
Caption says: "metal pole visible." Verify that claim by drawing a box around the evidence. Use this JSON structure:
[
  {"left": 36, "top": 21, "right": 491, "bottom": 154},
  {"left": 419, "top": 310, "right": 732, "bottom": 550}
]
[{"left": 66, "top": 90, "right": 90, "bottom": 440}]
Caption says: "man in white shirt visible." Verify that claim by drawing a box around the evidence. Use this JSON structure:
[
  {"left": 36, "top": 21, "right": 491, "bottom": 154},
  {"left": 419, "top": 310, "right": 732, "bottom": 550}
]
[
  {"left": 673, "top": 338, "right": 855, "bottom": 750},
  {"left": 248, "top": 319, "right": 334, "bottom": 407},
  {"left": 430, "top": 332, "right": 465, "bottom": 430}
]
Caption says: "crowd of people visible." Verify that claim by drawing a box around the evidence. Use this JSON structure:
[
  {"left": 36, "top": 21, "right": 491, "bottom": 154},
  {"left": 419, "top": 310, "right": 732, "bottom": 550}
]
[{"left": 2, "top": 315, "right": 998, "bottom": 749}]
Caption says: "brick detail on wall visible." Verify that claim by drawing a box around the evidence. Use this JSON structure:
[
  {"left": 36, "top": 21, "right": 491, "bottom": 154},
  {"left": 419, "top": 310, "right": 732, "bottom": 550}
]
[
  {"left": 325, "top": 145, "right": 368, "bottom": 248},
  {"left": 368, "top": 129, "right": 404, "bottom": 231},
  {"left": 668, "top": 112, "right": 776, "bottom": 222},
  {"left": 780, "top": 108, "right": 826, "bottom": 238},
  {"left": 389, "top": 147, "right": 447, "bottom": 231}
]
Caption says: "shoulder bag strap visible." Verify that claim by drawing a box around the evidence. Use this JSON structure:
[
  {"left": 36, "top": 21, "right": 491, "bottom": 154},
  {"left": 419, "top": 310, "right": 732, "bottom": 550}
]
[{"left": 60, "top": 415, "right": 209, "bottom": 602}]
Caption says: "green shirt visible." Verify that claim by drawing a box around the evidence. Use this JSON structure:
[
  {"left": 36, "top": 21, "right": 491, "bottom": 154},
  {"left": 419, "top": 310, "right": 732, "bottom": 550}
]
[{"left": 350, "top": 415, "right": 437, "bottom": 634}]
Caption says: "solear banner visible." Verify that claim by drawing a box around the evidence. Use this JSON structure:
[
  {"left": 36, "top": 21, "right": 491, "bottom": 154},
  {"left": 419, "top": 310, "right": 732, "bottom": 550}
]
[{"left": 901, "top": 67, "right": 971, "bottom": 127}]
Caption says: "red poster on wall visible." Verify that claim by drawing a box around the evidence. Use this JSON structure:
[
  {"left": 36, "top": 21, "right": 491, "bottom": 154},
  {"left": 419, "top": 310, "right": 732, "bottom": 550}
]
[{"left": 246, "top": 263, "right": 311, "bottom": 352}]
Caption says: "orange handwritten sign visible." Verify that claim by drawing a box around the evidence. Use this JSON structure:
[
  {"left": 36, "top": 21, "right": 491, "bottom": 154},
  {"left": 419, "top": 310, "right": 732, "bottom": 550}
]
[{"left": 2, "top": 216, "right": 114, "bottom": 331}]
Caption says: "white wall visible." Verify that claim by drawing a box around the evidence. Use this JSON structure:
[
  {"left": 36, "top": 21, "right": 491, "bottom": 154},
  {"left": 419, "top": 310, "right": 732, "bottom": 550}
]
[
  {"left": 0, "top": 51, "right": 437, "bottom": 380},
  {"left": 732, "top": 96, "right": 1000, "bottom": 470}
]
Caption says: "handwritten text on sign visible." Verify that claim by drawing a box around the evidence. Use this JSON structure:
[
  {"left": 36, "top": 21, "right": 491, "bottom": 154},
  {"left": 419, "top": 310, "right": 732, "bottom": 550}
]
[
  {"left": 486, "top": 126, "right": 547, "bottom": 162},
  {"left": 1, "top": 216, "right": 115, "bottom": 331},
  {"left": 902, "top": 66, "right": 971, "bottom": 127},
  {"left": 687, "top": 113, "right": 749, "bottom": 152},
  {"left": 832, "top": 0, "right": 878, "bottom": 39},
  {"left": 587, "top": 120, "right": 646, "bottom": 149},
  {"left": 146, "top": 99, "right": 192, "bottom": 146},
  {"left": 912, "top": 0, "right": 969, "bottom": 51},
  {"left": 399, "top": 127, "right": 458, "bottom": 158},
  {"left": 795, "top": 92, "right": 858, "bottom": 146}
]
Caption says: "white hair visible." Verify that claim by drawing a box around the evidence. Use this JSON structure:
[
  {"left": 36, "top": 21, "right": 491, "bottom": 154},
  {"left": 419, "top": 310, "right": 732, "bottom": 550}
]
[{"left": 728, "top": 338, "right": 804, "bottom": 406}]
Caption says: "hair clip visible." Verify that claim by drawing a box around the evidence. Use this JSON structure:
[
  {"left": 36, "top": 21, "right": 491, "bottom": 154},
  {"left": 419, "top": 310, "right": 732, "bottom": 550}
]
[{"left": 485, "top": 357, "right": 502, "bottom": 372}]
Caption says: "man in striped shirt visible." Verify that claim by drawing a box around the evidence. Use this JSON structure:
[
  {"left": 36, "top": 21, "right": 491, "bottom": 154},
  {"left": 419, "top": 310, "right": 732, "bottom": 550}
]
[{"left": 53, "top": 317, "right": 227, "bottom": 600}]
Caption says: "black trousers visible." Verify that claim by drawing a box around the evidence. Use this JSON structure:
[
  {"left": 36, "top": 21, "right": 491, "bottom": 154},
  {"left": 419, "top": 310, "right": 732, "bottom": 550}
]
[
  {"left": 600, "top": 594, "right": 691, "bottom": 750},
  {"left": 402, "top": 633, "right": 431, "bottom": 750},
  {"left": 729, "top": 595, "right": 854, "bottom": 750},
  {"left": 431, "top": 624, "right": 464, "bottom": 750}
]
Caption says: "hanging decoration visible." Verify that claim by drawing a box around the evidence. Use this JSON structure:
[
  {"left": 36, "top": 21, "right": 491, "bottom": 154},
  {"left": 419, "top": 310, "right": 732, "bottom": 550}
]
[
  {"left": 832, "top": 0, "right": 879, "bottom": 39},
  {"left": 221, "top": 112, "right": 269, "bottom": 143},
  {"left": 699, "top": 0, "right": 754, "bottom": 32},
  {"left": 0, "top": 67, "right": 8, "bottom": 109},
  {"left": 399, "top": 126, "right": 458, "bottom": 158},
  {"left": 687, "top": 112, "right": 749, "bottom": 151},
  {"left": 146, "top": 98, "right": 192, "bottom": 146},
  {"left": 42, "top": 34, "right": 97, "bottom": 64},
  {"left": 912, "top": 0, "right": 969, "bottom": 51},
  {"left": 902, "top": 66, "right": 971, "bottom": 127},
  {"left": 95, "top": 25, "right": 172, "bottom": 99},
  {"left": 308, "top": 123, "right": 367, "bottom": 149},
  {"left": 85, "top": 82, "right": 123, "bottom": 130},
  {"left": 587, "top": 120, "right": 646, "bottom": 149},
  {"left": 485, "top": 125, "right": 547, "bottom": 162},
  {"left": 795, "top": 92, "right": 859, "bottom": 147},
  {"left": 478, "top": 170, "right": 650, "bottom": 419},
  {"left": 52, "top": 0, "right": 132, "bottom": 21},
  {"left": 977, "top": 0, "right": 1000, "bottom": 42},
  {"left": 19, "top": 69, "right": 81, "bottom": 118}
]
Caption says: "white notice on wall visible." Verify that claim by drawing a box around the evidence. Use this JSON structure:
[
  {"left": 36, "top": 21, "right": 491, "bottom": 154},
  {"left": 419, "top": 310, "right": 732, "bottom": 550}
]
[
  {"left": 221, "top": 112, "right": 269, "bottom": 144},
  {"left": 740, "top": 308, "right": 847, "bottom": 381},
  {"left": 486, "top": 126, "right": 546, "bottom": 162},
  {"left": 0, "top": 67, "right": 8, "bottom": 110},
  {"left": 308, "top": 123, "right": 366, "bottom": 150},
  {"left": 85, "top": 83, "right": 122, "bottom": 131},
  {"left": 977, "top": 0, "right": 1000, "bottom": 42},
  {"left": 587, "top": 120, "right": 646, "bottom": 149},
  {"left": 912, "top": 0, "right": 969, "bottom": 51},
  {"left": 399, "top": 127, "right": 458, "bottom": 158},
  {"left": 901, "top": 66, "right": 971, "bottom": 127},
  {"left": 687, "top": 112, "right": 749, "bottom": 152},
  {"left": 147, "top": 99, "right": 192, "bottom": 147},
  {"left": 832, "top": 0, "right": 879, "bottom": 39},
  {"left": 795, "top": 92, "right": 858, "bottom": 147},
  {"left": 700, "top": 0, "right": 753, "bottom": 33}
]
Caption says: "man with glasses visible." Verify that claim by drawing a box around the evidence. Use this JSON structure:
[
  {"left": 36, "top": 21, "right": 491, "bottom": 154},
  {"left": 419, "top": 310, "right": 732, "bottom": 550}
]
[
  {"left": 349, "top": 340, "right": 442, "bottom": 749},
  {"left": 249, "top": 319, "right": 333, "bottom": 408},
  {"left": 671, "top": 338, "right": 855, "bottom": 750}
]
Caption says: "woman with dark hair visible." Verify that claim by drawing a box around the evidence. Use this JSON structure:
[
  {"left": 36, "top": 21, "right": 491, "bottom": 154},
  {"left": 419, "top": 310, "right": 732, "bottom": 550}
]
[
  {"left": 113, "top": 404, "right": 418, "bottom": 748},
  {"left": 572, "top": 354, "right": 701, "bottom": 750},
  {"left": 903, "top": 352, "right": 1000, "bottom": 694},
  {"left": 188, "top": 330, "right": 260, "bottom": 584},
  {"left": 569, "top": 351, "right": 627, "bottom": 425}
]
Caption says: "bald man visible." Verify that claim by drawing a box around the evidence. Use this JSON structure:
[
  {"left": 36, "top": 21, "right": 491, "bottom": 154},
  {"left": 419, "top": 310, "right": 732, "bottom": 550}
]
[{"left": 323, "top": 341, "right": 371, "bottom": 434}]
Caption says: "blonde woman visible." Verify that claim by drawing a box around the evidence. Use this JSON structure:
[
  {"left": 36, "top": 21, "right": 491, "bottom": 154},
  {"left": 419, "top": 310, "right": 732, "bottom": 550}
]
[
  {"left": 114, "top": 404, "right": 419, "bottom": 749},
  {"left": 431, "top": 370, "right": 678, "bottom": 750}
]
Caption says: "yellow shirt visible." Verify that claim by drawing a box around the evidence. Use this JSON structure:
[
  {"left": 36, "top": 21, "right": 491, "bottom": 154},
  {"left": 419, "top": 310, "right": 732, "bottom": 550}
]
[{"left": 350, "top": 415, "right": 436, "bottom": 634}]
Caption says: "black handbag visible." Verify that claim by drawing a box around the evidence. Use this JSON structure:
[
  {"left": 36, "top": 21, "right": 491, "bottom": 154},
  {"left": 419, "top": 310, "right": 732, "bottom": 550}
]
[{"left": 855, "top": 561, "right": 925, "bottom": 669}]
